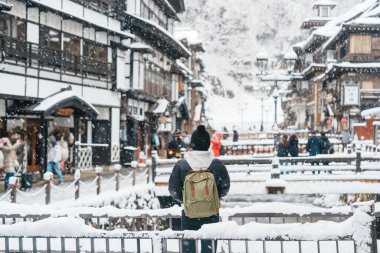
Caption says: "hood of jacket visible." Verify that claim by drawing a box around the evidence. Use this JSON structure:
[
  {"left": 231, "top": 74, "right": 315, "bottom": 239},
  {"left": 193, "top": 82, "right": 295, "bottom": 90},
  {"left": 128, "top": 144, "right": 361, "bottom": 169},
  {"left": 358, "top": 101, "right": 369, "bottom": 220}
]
[{"left": 184, "top": 151, "right": 214, "bottom": 170}]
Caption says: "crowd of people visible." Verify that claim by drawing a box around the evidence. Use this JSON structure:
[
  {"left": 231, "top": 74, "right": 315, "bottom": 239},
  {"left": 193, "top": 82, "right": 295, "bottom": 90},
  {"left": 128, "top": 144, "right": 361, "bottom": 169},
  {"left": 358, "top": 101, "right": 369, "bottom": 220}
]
[
  {"left": 277, "top": 130, "right": 335, "bottom": 166},
  {"left": 0, "top": 128, "right": 73, "bottom": 191}
]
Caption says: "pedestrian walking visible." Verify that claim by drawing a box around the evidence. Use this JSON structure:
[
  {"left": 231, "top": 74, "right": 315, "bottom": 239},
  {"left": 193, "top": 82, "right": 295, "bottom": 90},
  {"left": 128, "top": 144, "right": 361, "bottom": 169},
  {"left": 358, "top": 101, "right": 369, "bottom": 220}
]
[
  {"left": 211, "top": 133, "right": 222, "bottom": 157},
  {"left": 47, "top": 135, "right": 63, "bottom": 185},
  {"left": 58, "top": 134, "right": 69, "bottom": 172},
  {"left": 0, "top": 138, "right": 23, "bottom": 191},
  {"left": 320, "top": 132, "right": 333, "bottom": 166},
  {"left": 341, "top": 130, "right": 350, "bottom": 150},
  {"left": 168, "top": 125, "right": 230, "bottom": 253},
  {"left": 307, "top": 130, "right": 322, "bottom": 168},
  {"left": 233, "top": 127, "right": 239, "bottom": 142},
  {"left": 277, "top": 134, "right": 289, "bottom": 166},
  {"left": 288, "top": 134, "right": 299, "bottom": 165}
]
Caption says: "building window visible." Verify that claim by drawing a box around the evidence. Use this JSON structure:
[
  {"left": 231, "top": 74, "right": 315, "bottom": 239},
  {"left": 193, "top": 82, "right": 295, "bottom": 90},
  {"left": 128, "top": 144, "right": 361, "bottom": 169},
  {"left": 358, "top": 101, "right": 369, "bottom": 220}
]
[
  {"left": 361, "top": 81, "right": 374, "bottom": 90},
  {"left": 40, "top": 26, "right": 61, "bottom": 51},
  {"left": 0, "top": 14, "right": 26, "bottom": 40},
  {"left": 349, "top": 35, "right": 371, "bottom": 54},
  {"left": 319, "top": 6, "right": 330, "bottom": 17},
  {"left": 140, "top": 1, "right": 168, "bottom": 30},
  {"left": 63, "top": 33, "right": 80, "bottom": 56},
  {"left": 83, "top": 40, "right": 107, "bottom": 62},
  {"left": 372, "top": 37, "right": 380, "bottom": 52}
]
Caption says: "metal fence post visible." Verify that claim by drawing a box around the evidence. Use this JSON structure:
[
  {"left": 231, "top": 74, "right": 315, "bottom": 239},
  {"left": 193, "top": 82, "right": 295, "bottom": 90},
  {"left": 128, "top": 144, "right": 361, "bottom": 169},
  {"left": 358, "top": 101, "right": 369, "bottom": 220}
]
[
  {"left": 131, "top": 161, "right": 138, "bottom": 186},
  {"left": 95, "top": 166, "right": 103, "bottom": 195},
  {"left": 347, "top": 144, "right": 352, "bottom": 154},
  {"left": 74, "top": 169, "right": 81, "bottom": 200},
  {"left": 356, "top": 146, "right": 362, "bottom": 173}
]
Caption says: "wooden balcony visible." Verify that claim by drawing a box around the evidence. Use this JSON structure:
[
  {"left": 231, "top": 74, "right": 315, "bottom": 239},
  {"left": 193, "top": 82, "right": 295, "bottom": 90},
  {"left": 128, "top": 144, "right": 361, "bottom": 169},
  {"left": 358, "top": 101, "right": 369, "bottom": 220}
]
[
  {"left": 0, "top": 35, "right": 116, "bottom": 89},
  {"left": 71, "top": 0, "right": 126, "bottom": 19}
]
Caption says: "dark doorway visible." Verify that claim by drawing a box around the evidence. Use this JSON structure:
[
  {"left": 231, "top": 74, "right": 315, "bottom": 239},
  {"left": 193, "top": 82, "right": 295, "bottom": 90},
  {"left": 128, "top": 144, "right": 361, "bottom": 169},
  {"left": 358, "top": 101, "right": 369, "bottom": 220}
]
[{"left": 92, "top": 120, "right": 111, "bottom": 165}]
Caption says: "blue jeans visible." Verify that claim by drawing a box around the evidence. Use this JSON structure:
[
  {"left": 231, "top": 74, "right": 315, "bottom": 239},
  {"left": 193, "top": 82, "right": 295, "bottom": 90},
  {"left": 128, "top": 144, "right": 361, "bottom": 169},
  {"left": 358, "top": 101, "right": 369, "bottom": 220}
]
[
  {"left": 4, "top": 172, "right": 15, "bottom": 191},
  {"left": 48, "top": 162, "right": 63, "bottom": 183}
]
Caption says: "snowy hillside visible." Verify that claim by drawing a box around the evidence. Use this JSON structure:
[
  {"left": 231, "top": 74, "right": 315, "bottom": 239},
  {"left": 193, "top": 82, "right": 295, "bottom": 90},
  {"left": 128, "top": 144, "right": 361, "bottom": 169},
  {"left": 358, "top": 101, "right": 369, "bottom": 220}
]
[{"left": 180, "top": 0, "right": 359, "bottom": 130}]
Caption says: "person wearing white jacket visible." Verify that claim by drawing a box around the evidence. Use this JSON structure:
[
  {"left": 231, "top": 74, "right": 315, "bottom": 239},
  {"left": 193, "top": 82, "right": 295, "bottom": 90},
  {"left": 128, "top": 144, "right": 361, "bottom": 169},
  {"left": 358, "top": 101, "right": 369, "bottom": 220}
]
[{"left": 47, "top": 135, "right": 63, "bottom": 184}]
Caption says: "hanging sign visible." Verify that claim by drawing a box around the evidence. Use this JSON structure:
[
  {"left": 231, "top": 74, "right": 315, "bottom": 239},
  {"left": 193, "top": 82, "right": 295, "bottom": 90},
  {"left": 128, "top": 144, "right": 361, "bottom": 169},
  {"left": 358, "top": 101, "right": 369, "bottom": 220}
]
[{"left": 343, "top": 84, "right": 360, "bottom": 106}]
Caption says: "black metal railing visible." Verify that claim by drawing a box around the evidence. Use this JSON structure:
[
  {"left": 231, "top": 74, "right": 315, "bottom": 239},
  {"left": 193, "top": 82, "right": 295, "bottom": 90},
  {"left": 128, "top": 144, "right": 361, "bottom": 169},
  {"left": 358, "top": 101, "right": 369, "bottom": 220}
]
[{"left": 0, "top": 34, "right": 116, "bottom": 88}]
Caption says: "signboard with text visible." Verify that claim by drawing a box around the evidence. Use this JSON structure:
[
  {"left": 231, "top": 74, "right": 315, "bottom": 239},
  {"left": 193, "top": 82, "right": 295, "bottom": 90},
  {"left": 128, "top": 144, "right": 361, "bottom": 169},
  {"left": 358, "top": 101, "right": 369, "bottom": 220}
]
[{"left": 343, "top": 84, "right": 360, "bottom": 106}]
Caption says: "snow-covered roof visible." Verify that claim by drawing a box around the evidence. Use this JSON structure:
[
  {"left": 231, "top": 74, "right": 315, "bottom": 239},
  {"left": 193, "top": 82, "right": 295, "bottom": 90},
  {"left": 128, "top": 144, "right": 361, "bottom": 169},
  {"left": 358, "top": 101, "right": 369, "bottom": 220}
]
[
  {"left": 125, "top": 13, "right": 191, "bottom": 58},
  {"left": 302, "top": 63, "right": 326, "bottom": 76},
  {"left": 27, "top": 0, "right": 134, "bottom": 39},
  {"left": 256, "top": 51, "right": 269, "bottom": 60},
  {"left": 129, "top": 42, "right": 151, "bottom": 50},
  {"left": 300, "top": 0, "right": 379, "bottom": 52},
  {"left": 152, "top": 98, "right": 170, "bottom": 114},
  {"left": 326, "top": 62, "right": 380, "bottom": 75},
  {"left": 174, "top": 28, "right": 202, "bottom": 45},
  {"left": 176, "top": 59, "right": 193, "bottom": 75},
  {"left": 361, "top": 107, "right": 380, "bottom": 118},
  {"left": 313, "top": 0, "right": 337, "bottom": 8},
  {"left": 33, "top": 88, "right": 99, "bottom": 118}
]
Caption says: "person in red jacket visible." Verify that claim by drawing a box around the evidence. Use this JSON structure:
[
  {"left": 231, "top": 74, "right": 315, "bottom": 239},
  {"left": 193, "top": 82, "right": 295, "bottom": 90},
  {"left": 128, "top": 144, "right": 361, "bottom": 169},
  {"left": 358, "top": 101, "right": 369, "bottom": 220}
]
[{"left": 211, "top": 133, "right": 222, "bottom": 157}]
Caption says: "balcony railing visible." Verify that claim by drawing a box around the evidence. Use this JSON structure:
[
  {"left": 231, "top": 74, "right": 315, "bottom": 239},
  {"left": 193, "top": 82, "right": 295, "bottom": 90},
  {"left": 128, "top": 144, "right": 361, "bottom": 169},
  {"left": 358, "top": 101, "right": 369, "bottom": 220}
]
[
  {"left": 71, "top": 0, "right": 126, "bottom": 19},
  {"left": 0, "top": 35, "right": 116, "bottom": 89}
]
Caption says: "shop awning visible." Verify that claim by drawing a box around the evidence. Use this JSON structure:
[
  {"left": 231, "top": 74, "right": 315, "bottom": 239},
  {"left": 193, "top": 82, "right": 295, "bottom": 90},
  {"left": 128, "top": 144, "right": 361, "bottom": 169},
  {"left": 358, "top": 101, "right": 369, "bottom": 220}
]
[
  {"left": 361, "top": 107, "right": 380, "bottom": 118},
  {"left": 9, "top": 86, "right": 99, "bottom": 119},
  {"left": 151, "top": 98, "right": 170, "bottom": 114}
]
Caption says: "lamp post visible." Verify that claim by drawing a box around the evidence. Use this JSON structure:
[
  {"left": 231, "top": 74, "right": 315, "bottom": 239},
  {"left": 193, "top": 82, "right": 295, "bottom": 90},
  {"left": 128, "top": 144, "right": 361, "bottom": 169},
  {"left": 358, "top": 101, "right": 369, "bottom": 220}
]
[
  {"left": 256, "top": 50, "right": 297, "bottom": 130},
  {"left": 272, "top": 85, "right": 280, "bottom": 129},
  {"left": 253, "top": 86, "right": 271, "bottom": 132}
]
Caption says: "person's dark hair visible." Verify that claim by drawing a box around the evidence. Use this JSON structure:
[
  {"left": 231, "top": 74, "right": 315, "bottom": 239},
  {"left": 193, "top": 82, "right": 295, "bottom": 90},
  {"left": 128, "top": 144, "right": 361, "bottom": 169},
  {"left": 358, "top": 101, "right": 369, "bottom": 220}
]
[
  {"left": 321, "top": 132, "right": 326, "bottom": 137},
  {"left": 191, "top": 125, "right": 211, "bottom": 151},
  {"left": 281, "top": 134, "right": 288, "bottom": 147}
]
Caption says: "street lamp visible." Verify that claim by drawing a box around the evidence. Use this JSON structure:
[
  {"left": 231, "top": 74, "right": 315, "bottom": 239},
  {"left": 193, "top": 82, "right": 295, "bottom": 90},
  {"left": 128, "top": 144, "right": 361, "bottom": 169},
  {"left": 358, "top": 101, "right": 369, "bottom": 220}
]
[
  {"left": 256, "top": 49, "right": 297, "bottom": 130},
  {"left": 256, "top": 51, "right": 269, "bottom": 75},
  {"left": 284, "top": 50, "right": 297, "bottom": 74}
]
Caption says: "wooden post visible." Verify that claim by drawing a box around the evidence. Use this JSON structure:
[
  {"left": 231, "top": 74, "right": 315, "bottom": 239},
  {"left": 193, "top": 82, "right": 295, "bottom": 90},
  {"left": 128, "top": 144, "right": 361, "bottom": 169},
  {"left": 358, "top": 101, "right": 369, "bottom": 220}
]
[
  {"left": 8, "top": 177, "right": 18, "bottom": 204},
  {"left": 43, "top": 172, "right": 52, "bottom": 205},
  {"left": 151, "top": 151, "right": 157, "bottom": 183},
  {"left": 95, "top": 166, "right": 103, "bottom": 195},
  {"left": 45, "top": 180, "right": 51, "bottom": 205},
  {"left": 356, "top": 146, "right": 362, "bottom": 173},
  {"left": 132, "top": 169, "right": 136, "bottom": 186},
  {"left": 74, "top": 169, "right": 81, "bottom": 200},
  {"left": 113, "top": 164, "right": 122, "bottom": 191}
]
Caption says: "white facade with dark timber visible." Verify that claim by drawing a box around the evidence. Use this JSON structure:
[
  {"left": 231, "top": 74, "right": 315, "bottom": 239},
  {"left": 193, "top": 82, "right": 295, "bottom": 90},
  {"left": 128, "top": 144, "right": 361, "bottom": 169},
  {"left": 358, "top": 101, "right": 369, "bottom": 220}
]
[
  {"left": 119, "top": 0, "right": 191, "bottom": 161},
  {"left": 0, "top": 0, "right": 131, "bottom": 172}
]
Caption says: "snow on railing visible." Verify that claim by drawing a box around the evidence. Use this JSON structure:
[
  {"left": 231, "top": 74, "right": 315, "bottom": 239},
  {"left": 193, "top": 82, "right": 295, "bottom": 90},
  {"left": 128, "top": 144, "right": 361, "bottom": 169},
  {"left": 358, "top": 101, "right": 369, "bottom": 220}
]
[
  {"left": 0, "top": 211, "right": 375, "bottom": 253},
  {"left": 0, "top": 165, "right": 151, "bottom": 205}
]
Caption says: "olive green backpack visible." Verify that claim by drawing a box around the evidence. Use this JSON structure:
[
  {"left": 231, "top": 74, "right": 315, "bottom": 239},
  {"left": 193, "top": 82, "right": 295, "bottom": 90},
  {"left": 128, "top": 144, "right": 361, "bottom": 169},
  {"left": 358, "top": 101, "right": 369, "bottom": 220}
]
[{"left": 183, "top": 170, "right": 220, "bottom": 218}]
